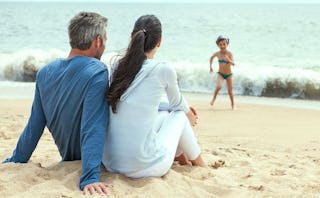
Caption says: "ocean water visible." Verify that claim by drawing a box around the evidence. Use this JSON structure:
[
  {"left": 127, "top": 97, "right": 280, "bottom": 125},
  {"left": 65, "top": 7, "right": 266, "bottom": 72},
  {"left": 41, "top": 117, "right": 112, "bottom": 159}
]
[{"left": 1, "top": 2, "right": 320, "bottom": 100}]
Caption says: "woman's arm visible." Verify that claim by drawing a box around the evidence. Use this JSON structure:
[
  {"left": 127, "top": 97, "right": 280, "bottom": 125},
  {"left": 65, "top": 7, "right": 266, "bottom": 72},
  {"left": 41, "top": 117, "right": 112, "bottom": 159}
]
[
  {"left": 161, "top": 64, "right": 198, "bottom": 126},
  {"left": 161, "top": 64, "right": 189, "bottom": 113}
]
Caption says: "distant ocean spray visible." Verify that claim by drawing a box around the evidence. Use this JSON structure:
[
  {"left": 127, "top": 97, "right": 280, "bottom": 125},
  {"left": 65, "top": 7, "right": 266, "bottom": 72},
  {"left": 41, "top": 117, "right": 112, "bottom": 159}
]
[{"left": 1, "top": 2, "right": 320, "bottom": 100}]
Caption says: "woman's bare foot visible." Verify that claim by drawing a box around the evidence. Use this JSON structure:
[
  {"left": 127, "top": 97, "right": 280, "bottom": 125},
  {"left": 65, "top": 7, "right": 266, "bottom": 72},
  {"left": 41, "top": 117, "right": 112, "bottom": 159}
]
[
  {"left": 190, "top": 155, "right": 206, "bottom": 167},
  {"left": 175, "top": 153, "right": 192, "bottom": 166}
]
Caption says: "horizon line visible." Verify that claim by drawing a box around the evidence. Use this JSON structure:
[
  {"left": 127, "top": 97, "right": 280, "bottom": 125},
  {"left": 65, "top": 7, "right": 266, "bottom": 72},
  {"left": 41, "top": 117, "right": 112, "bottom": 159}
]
[{"left": 0, "top": 0, "right": 320, "bottom": 4}]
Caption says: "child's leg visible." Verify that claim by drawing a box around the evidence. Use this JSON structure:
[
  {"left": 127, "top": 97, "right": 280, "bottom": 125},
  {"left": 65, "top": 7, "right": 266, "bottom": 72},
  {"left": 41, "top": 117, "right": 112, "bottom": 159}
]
[
  {"left": 210, "top": 74, "right": 224, "bottom": 106},
  {"left": 226, "top": 76, "right": 234, "bottom": 109}
]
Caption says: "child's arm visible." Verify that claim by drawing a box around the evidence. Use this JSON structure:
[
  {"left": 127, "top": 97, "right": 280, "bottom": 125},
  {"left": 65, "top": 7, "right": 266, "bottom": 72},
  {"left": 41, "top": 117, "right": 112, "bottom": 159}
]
[
  {"left": 226, "top": 52, "right": 235, "bottom": 66},
  {"left": 209, "top": 52, "right": 217, "bottom": 73}
]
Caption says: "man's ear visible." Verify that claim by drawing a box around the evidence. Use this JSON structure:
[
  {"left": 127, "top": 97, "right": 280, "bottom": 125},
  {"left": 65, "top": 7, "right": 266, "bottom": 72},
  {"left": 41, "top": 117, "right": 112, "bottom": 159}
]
[{"left": 95, "top": 35, "right": 101, "bottom": 48}]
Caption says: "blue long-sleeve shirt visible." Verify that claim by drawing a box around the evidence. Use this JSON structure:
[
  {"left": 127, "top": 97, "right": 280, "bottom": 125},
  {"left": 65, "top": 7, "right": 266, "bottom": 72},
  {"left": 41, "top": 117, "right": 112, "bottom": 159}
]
[{"left": 3, "top": 56, "right": 109, "bottom": 190}]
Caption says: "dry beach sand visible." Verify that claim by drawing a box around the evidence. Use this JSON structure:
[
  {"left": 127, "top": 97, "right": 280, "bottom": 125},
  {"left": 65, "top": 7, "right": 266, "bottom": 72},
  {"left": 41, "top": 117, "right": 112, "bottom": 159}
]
[{"left": 0, "top": 94, "right": 320, "bottom": 197}]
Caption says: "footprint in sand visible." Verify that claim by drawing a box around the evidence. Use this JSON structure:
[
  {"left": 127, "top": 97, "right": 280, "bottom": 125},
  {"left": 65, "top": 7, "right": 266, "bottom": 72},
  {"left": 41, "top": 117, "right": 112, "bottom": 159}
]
[
  {"left": 248, "top": 185, "right": 264, "bottom": 191},
  {"left": 289, "top": 164, "right": 297, "bottom": 169},
  {"left": 210, "top": 160, "right": 225, "bottom": 169},
  {"left": 0, "top": 131, "right": 10, "bottom": 140},
  {"left": 270, "top": 169, "right": 286, "bottom": 176},
  {"left": 211, "top": 150, "right": 219, "bottom": 156}
]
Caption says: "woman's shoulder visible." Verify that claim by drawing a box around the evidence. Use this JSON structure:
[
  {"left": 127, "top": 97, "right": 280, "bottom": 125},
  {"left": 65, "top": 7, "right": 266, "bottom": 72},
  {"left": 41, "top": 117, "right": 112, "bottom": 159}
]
[
  {"left": 148, "top": 60, "right": 172, "bottom": 70},
  {"left": 143, "top": 59, "right": 176, "bottom": 79},
  {"left": 151, "top": 61, "right": 176, "bottom": 77}
]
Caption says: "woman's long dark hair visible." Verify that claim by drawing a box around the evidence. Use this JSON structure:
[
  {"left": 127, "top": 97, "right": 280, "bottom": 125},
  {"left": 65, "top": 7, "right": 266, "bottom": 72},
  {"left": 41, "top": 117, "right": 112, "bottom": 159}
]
[{"left": 107, "top": 15, "right": 162, "bottom": 113}]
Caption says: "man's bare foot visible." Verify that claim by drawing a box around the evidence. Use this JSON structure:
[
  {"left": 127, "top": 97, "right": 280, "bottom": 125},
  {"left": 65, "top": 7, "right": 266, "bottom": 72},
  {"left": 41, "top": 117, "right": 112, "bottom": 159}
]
[{"left": 175, "top": 153, "right": 192, "bottom": 166}]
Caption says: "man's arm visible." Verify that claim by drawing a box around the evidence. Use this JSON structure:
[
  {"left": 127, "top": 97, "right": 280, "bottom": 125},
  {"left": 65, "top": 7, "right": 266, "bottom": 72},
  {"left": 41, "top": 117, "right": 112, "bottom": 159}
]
[
  {"left": 3, "top": 83, "right": 46, "bottom": 163},
  {"left": 79, "top": 70, "right": 109, "bottom": 191}
]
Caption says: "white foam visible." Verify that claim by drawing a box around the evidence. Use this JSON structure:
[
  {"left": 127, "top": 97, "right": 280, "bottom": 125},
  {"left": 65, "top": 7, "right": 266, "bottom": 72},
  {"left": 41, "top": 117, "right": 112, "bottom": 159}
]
[
  {"left": 1, "top": 51, "right": 320, "bottom": 99},
  {"left": 0, "top": 49, "right": 66, "bottom": 81},
  {"left": 0, "top": 49, "right": 118, "bottom": 81},
  {"left": 171, "top": 61, "right": 320, "bottom": 97}
]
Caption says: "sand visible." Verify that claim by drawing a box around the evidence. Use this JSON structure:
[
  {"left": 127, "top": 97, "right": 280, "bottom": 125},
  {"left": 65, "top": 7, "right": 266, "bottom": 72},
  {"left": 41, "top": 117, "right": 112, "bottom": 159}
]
[{"left": 0, "top": 95, "right": 320, "bottom": 197}]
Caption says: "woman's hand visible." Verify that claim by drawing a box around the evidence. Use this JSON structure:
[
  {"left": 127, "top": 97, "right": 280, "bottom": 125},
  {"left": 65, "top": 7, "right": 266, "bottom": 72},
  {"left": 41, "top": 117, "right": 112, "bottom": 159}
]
[{"left": 186, "top": 106, "right": 198, "bottom": 126}]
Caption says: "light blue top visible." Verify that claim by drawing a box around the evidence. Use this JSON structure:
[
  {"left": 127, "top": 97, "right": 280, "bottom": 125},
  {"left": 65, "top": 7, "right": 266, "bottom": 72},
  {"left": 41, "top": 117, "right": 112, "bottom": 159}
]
[
  {"left": 102, "top": 59, "right": 189, "bottom": 176},
  {"left": 3, "top": 56, "right": 109, "bottom": 190}
]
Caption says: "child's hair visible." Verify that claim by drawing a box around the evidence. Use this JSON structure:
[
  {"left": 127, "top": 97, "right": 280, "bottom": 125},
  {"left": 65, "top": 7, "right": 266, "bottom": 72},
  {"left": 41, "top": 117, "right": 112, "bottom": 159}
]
[{"left": 216, "top": 35, "right": 229, "bottom": 45}]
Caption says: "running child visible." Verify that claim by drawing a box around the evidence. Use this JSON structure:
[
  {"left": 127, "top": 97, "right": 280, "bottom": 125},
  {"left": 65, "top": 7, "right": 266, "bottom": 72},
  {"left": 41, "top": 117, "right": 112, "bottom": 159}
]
[{"left": 209, "top": 35, "right": 235, "bottom": 109}]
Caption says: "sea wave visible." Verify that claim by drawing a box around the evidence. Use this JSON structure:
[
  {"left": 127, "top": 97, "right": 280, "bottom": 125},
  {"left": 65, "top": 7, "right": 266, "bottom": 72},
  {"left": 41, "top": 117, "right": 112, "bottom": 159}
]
[
  {"left": 0, "top": 49, "right": 116, "bottom": 82},
  {"left": 0, "top": 49, "right": 66, "bottom": 81},
  {"left": 1, "top": 50, "right": 320, "bottom": 100},
  {"left": 174, "top": 62, "right": 320, "bottom": 100}
]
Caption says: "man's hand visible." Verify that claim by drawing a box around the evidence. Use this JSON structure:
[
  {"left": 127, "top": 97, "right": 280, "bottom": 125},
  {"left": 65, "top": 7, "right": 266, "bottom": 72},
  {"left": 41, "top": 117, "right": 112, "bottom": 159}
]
[
  {"left": 186, "top": 106, "right": 199, "bottom": 127},
  {"left": 83, "top": 182, "right": 112, "bottom": 196}
]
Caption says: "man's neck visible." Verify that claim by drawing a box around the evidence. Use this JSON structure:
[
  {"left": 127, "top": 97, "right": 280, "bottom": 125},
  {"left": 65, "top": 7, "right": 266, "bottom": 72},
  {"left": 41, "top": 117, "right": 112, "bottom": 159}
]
[{"left": 68, "top": 48, "right": 94, "bottom": 59}]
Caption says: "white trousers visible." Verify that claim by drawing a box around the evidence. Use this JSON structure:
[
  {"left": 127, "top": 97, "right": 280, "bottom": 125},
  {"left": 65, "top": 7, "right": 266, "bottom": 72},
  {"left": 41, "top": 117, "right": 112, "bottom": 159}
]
[{"left": 127, "top": 111, "right": 201, "bottom": 178}]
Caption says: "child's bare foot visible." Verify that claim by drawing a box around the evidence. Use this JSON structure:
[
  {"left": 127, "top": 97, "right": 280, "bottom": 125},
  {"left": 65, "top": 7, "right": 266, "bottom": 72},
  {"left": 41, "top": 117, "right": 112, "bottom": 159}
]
[
  {"left": 175, "top": 153, "right": 192, "bottom": 166},
  {"left": 210, "top": 100, "right": 214, "bottom": 106}
]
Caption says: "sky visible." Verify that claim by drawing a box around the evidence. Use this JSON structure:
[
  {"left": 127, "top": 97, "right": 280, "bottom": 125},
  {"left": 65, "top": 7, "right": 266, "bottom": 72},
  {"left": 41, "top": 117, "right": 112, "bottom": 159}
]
[{"left": 0, "top": 0, "right": 319, "bottom": 3}]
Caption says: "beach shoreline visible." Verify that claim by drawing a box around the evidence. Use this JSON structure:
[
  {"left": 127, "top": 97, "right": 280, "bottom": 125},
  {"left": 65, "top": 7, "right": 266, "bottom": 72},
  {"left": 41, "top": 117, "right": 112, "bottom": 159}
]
[
  {"left": 2, "top": 80, "right": 320, "bottom": 110},
  {"left": 1, "top": 96, "right": 320, "bottom": 197}
]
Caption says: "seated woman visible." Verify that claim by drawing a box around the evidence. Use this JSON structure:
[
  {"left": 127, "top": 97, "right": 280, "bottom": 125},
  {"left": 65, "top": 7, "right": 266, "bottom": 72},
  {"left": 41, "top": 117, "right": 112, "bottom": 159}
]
[{"left": 102, "top": 15, "right": 205, "bottom": 178}]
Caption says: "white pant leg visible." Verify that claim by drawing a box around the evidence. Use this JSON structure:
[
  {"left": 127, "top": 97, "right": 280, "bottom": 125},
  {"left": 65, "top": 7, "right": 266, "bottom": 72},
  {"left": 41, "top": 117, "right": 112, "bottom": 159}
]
[
  {"left": 127, "top": 111, "right": 201, "bottom": 178},
  {"left": 175, "top": 146, "right": 184, "bottom": 157},
  {"left": 176, "top": 120, "right": 201, "bottom": 160},
  {"left": 158, "top": 111, "right": 201, "bottom": 161}
]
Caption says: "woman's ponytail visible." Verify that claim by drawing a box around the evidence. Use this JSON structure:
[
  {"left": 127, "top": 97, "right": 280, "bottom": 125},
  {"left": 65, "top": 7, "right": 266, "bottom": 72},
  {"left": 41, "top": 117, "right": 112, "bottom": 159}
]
[{"left": 107, "top": 15, "right": 162, "bottom": 113}]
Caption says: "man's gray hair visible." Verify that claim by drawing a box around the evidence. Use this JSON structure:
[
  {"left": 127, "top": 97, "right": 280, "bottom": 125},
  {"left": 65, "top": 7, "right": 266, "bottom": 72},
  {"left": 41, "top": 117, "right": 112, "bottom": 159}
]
[{"left": 68, "top": 12, "right": 108, "bottom": 50}]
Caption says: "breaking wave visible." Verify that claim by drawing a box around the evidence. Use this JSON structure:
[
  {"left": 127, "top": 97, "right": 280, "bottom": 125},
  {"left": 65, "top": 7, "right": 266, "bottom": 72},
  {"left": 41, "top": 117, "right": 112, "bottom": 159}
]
[
  {"left": 1, "top": 50, "right": 320, "bottom": 100},
  {"left": 174, "top": 62, "right": 320, "bottom": 100}
]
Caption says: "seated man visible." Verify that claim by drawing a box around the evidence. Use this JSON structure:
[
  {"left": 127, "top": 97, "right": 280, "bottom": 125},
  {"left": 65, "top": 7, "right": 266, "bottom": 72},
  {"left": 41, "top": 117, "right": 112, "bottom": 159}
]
[{"left": 3, "top": 11, "right": 110, "bottom": 195}]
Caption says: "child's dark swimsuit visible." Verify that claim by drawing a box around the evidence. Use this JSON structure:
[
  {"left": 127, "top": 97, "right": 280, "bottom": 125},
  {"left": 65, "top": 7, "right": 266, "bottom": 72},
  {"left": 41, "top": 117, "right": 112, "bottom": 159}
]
[
  {"left": 218, "top": 59, "right": 229, "bottom": 64},
  {"left": 217, "top": 71, "right": 232, "bottom": 80},
  {"left": 218, "top": 59, "right": 232, "bottom": 79}
]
